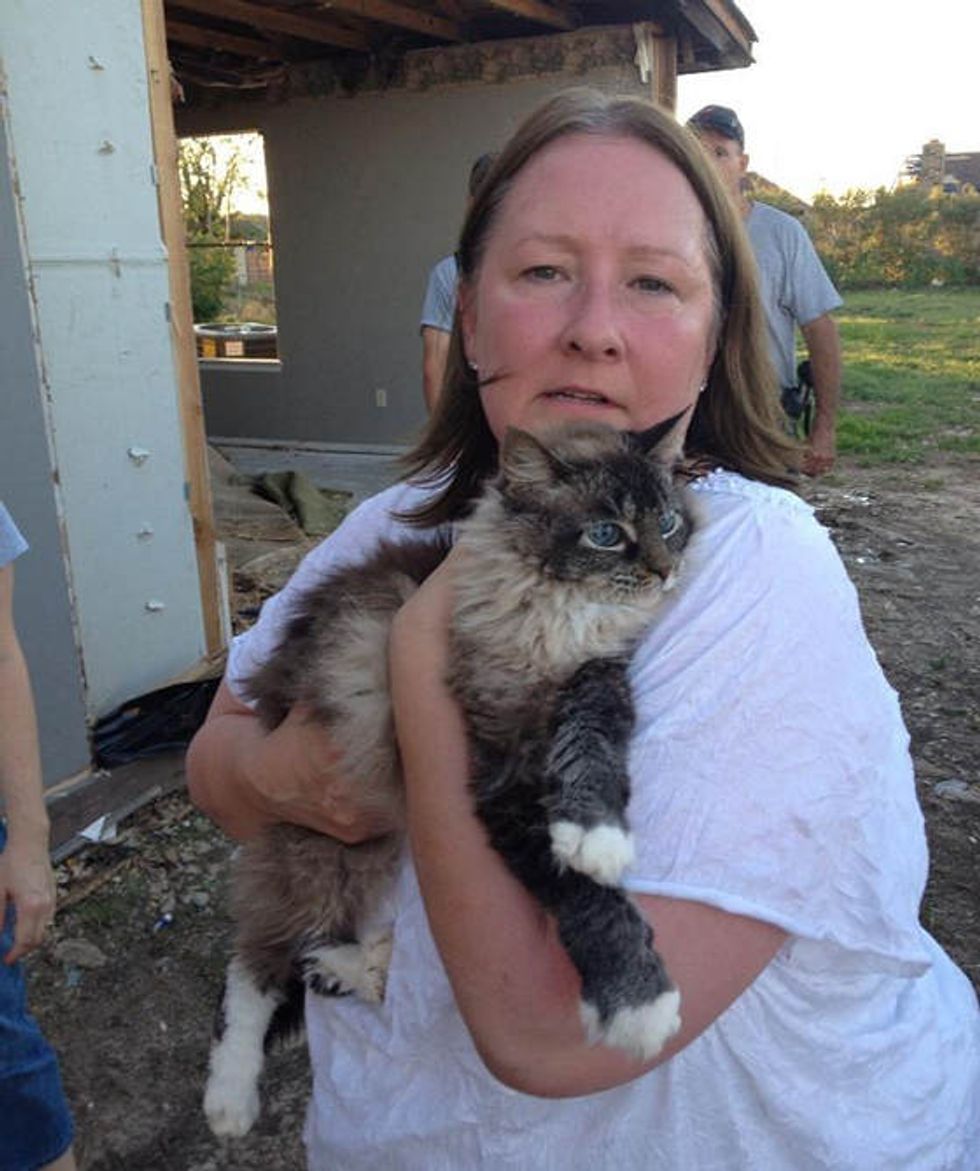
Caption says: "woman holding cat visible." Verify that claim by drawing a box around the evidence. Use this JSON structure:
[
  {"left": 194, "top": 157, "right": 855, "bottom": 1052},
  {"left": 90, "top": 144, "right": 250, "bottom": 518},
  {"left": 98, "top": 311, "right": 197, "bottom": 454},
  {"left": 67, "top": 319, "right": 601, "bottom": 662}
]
[{"left": 188, "top": 89, "right": 978, "bottom": 1168}]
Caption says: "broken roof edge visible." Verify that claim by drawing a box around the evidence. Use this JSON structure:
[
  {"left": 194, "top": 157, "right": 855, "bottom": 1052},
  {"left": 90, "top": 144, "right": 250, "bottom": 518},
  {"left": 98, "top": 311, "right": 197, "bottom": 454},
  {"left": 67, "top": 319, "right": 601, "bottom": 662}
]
[{"left": 176, "top": 18, "right": 753, "bottom": 114}]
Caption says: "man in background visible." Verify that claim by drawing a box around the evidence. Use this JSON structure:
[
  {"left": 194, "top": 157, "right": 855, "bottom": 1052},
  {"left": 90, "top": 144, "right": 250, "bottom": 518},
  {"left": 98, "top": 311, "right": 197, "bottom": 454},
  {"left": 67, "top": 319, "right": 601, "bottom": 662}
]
[
  {"left": 689, "top": 105, "right": 842, "bottom": 476},
  {"left": 419, "top": 153, "right": 496, "bottom": 412}
]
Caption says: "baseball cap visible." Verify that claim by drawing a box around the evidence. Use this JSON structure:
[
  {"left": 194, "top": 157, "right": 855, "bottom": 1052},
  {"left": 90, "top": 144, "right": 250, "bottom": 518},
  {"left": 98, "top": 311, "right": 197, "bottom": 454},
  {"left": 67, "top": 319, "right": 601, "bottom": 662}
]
[{"left": 688, "top": 105, "right": 744, "bottom": 148}]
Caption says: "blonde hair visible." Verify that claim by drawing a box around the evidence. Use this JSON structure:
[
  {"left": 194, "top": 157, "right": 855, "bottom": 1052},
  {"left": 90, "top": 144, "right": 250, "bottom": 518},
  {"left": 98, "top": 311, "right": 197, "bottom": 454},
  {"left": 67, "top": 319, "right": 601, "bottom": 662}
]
[{"left": 402, "top": 88, "right": 799, "bottom": 526}]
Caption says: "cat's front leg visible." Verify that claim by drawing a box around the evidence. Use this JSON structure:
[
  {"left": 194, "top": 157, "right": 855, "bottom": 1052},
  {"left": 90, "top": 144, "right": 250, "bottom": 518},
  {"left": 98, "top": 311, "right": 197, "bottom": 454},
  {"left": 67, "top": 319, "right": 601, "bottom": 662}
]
[
  {"left": 545, "top": 658, "right": 636, "bottom": 886},
  {"left": 555, "top": 872, "right": 681, "bottom": 1061}
]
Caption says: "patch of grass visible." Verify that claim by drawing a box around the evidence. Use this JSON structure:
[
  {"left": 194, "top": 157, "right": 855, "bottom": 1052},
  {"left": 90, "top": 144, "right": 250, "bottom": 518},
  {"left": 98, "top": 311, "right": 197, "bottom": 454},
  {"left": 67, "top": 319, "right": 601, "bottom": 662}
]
[
  {"left": 833, "top": 288, "right": 980, "bottom": 463},
  {"left": 67, "top": 867, "right": 150, "bottom": 933}
]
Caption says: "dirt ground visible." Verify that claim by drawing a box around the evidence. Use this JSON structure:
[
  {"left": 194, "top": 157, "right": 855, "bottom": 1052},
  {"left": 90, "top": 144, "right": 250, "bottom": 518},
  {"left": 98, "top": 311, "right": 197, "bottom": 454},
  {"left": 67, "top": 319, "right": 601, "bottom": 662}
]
[{"left": 27, "top": 454, "right": 980, "bottom": 1171}]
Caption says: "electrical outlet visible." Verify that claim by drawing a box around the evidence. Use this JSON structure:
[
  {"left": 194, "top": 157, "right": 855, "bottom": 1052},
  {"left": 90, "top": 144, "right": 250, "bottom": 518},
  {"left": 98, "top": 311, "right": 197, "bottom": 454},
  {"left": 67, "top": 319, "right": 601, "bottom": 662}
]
[{"left": 375, "top": 387, "right": 387, "bottom": 407}]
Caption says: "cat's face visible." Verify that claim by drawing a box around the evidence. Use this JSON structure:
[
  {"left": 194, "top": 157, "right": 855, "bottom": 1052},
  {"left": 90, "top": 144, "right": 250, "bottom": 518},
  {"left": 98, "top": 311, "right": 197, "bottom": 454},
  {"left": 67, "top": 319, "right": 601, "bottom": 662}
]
[{"left": 497, "top": 422, "right": 693, "bottom": 599}]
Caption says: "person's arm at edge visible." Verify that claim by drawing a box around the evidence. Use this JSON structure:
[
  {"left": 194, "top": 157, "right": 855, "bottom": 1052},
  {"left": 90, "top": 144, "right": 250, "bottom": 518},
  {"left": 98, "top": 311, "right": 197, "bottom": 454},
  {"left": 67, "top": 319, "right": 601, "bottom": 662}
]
[
  {"left": 389, "top": 553, "right": 787, "bottom": 1098},
  {"left": 0, "top": 563, "right": 56, "bottom": 964},
  {"left": 800, "top": 312, "right": 842, "bottom": 476},
  {"left": 186, "top": 679, "right": 394, "bottom": 844},
  {"left": 421, "top": 326, "right": 451, "bottom": 413}
]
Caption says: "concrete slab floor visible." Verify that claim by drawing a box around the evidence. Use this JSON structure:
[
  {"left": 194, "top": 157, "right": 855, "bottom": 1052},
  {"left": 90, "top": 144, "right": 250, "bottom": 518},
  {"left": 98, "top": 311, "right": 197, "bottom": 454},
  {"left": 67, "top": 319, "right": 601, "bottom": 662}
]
[{"left": 214, "top": 439, "right": 406, "bottom": 505}]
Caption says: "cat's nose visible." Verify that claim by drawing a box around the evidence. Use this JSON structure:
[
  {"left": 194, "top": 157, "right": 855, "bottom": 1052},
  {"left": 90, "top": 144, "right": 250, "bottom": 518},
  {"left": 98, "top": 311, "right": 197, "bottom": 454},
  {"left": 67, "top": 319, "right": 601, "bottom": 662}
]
[
  {"left": 638, "top": 515, "right": 680, "bottom": 581},
  {"left": 644, "top": 545, "right": 675, "bottom": 581}
]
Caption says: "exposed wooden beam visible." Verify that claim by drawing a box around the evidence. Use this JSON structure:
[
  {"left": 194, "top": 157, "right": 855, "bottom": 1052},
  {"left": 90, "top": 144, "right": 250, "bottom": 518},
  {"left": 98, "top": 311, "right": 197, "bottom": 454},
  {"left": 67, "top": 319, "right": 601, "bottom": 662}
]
[
  {"left": 434, "top": 0, "right": 467, "bottom": 21},
  {"left": 172, "top": 0, "right": 369, "bottom": 52},
  {"left": 167, "top": 17, "right": 277, "bottom": 58},
  {"left": 699, "top": 0, "right": 755, "bottom": 53},
  {"left": 651, "top": 34, "right": 677, "bottom": 111},
  {"left": 315, "top": 1, "right": 462, "bottom": 42},
  {"left": 677, "top": 0, "right": 753, "bottom": 66},
  {"left": 483, "top": 0, "right": 574, "bottom": 31},
  {"left": 141, "top": 0, "right": 225, "bottom": 656}
]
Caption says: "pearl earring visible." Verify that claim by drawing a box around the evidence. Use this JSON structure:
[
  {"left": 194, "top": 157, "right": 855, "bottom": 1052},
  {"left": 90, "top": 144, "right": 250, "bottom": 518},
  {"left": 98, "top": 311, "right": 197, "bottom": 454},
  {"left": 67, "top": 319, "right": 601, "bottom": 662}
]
[
  {"left": 467, "top": 359, "right": 479, "bottom": 375},
  {"left": 698, "top": 380, "right": 708, "bottom": 395}
]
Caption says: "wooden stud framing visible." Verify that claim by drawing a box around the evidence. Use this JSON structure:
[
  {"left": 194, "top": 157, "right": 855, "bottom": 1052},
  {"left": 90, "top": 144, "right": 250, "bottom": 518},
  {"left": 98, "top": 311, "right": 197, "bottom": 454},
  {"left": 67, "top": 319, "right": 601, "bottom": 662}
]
[
  {"left": 637, "top": 24, "right": 677, "bottom": 112},
  {"left": 313, "top": 0, "right": 462, "bottom": 41},
  {"left": 175, "top": 0, "right": 369, "bottom": 52},
  {"left": 652, "top": 34, "right": 677, "bottom": 111},
  {"left": 142, "top": 0, "right": 224, "bottom": 655},
  {"left": 483, "top": 0, "right": 574, "bottom": 31},
  {"left": 167, "top": 17, "right": 277, "bottom": 58}
]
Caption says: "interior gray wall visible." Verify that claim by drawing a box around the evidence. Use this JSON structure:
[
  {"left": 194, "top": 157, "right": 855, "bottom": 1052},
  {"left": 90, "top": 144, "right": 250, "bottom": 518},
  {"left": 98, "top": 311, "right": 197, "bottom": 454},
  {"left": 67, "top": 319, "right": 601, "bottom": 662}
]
[
  {"left": 199, "top": 360, "right": 282, "bottom": 440},
  {"left": 187, "top": 65, "right": 644, "bottom": 446},
  {"left": 0, "top": 118, "right": 91, "bottom": 788}
]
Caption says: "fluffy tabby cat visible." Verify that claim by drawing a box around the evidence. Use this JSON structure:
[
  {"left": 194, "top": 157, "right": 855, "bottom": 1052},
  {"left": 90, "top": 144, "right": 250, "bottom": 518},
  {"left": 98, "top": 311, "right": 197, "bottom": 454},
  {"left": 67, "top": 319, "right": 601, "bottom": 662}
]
[{"left": 204, "top": 418, "right": 695, "bottom": 1137}]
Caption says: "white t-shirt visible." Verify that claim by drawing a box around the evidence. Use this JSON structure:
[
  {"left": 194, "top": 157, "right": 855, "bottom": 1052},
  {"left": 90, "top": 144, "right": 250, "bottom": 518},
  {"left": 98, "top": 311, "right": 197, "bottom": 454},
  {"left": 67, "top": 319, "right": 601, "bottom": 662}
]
[{"left": 227, "top": 471, "right": 979, "bottom": 1171}]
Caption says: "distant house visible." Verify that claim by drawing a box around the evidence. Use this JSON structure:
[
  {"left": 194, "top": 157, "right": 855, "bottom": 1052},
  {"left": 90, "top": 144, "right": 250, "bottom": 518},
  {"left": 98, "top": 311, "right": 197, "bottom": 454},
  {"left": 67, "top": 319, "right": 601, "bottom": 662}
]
[{"left": 906, "top": 140, "right": 980, "bottom": 195}]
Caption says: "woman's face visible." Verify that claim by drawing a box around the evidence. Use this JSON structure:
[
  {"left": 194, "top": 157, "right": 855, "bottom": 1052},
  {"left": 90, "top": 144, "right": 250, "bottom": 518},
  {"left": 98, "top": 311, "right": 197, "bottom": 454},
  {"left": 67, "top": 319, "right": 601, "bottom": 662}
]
[{"left": 460, "top": 133, "right": 718, "bottom": 444}]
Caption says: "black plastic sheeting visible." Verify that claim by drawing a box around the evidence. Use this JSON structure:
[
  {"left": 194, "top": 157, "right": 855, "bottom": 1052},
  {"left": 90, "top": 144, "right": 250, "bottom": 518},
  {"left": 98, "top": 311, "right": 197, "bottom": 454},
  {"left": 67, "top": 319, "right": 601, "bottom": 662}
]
[{"left": 92, "top": 677, "right": 221, "bottom": 769}]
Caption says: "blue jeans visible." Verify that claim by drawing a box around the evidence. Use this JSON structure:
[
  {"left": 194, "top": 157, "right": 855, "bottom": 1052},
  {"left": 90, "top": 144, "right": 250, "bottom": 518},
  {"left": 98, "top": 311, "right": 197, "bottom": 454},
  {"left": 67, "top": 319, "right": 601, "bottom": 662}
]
[{"left": 0, "top": 823, "right": 74, "bottom": 1171}]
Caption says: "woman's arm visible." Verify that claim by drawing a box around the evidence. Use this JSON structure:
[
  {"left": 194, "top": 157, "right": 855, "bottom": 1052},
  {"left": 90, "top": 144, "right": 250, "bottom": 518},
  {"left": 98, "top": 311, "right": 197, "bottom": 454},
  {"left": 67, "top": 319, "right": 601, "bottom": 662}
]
[
  {"left": 0, "top": 564, "right": 57, "bottom": 964},
  {"left": 187, "top": 487, "right": 430, "bottom": 842},
  {"left": 186, "top": 679, "right": 395, "bottom": 843},
  {"left": 389, "top": 554, "right": 786, "bottom": 1097}
]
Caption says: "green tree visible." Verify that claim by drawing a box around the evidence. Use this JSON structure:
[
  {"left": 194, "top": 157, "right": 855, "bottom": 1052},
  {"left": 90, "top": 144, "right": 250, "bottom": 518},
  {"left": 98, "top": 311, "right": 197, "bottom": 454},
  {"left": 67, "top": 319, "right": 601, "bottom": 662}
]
[
  {"left": 179, "top": 135, "right": 250, "bottom": 239},
  {"left": 187, "top": 245, "right": 234, "bottom": 322},
  {"left": 178, "top": 135, "right": 252, "bottom": 320},
  {"left": 804, "top": 186, "right": 980, "bottom": 290}
]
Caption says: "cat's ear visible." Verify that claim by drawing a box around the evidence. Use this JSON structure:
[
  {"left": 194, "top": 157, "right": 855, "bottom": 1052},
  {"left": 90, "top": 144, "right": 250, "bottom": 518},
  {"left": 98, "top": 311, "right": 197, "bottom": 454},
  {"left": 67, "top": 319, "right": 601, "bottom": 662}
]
[
  {"left": 630, "top": 408, "right": 690, "bottom": 466},
  {"left": 499, "top": 427, "right": 562, "bottom": 486}
]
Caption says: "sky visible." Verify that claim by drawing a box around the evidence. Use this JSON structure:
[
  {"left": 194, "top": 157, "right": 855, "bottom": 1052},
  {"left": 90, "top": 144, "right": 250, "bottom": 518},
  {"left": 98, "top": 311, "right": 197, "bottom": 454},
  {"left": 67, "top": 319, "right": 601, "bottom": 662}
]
[{"left": 678, "top": 0, "right": 979, "bottom": 200}]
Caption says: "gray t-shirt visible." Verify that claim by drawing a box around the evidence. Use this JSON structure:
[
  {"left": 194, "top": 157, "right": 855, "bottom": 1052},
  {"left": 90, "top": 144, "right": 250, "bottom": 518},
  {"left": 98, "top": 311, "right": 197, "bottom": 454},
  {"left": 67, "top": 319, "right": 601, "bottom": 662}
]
[
  {"left": 0, "top": 503, "right": 28, "bottom": 569},
  {"left": 746, "top": 202, "right": 842, "bottom": 387},
  {"left": 419, "top": 254, "right": 458, "bottom": 334}
]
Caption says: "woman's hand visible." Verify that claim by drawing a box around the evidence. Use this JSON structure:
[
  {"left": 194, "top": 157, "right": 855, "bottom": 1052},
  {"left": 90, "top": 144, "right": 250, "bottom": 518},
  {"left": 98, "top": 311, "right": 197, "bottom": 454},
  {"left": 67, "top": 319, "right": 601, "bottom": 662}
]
[
  {"left": 186, "top": 681, "right": 395, "bottom": 842},
  {"left": 1, "top": 830, "right": 57, "bottom": 965},
  {"left": 248, "top": 703, "right": 395, "bottom": 840}
]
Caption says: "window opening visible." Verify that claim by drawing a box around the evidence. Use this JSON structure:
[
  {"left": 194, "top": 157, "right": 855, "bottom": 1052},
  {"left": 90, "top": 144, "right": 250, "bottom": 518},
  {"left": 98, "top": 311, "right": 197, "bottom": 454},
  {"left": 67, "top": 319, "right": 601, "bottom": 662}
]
[{"left": 178, "top": 131, "right": 278, "bottom": 359}]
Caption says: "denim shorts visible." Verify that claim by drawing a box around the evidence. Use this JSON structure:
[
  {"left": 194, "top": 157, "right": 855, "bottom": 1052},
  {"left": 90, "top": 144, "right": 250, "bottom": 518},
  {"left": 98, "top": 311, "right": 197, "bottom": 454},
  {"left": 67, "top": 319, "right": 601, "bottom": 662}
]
[{"left": 0, "top": 823, "right": 74, "bottom": 1171}]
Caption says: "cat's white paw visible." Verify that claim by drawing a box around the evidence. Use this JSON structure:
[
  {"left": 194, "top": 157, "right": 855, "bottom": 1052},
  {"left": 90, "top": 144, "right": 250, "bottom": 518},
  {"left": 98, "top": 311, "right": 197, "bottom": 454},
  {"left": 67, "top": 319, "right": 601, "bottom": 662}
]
[
  {"left": 204, "top": 1072, "right": 261, "bottom": 1138},
  {"left": 580, "top": 988, "right": 682, "bottom": 1061},
  {"left": 550, "top": 820, "right": 635, "bottom": 885}
]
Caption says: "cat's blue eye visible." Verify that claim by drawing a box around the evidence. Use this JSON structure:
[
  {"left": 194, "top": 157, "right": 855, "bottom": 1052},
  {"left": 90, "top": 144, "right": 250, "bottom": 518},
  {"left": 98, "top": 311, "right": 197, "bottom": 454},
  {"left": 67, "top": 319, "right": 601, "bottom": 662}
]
[
  {"left": 583, "top": 521, "right": 626, "bottom": 550},
  {"left": 659, "top": 510, "right": 681, "bottom": 539}
]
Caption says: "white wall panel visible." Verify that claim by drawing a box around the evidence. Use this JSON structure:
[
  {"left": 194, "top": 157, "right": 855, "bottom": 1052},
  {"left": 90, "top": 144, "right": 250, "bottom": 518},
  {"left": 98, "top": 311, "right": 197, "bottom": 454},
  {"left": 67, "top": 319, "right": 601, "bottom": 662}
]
[{"left": 1, "top": 0, "right": 205, "bottom": 716}]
